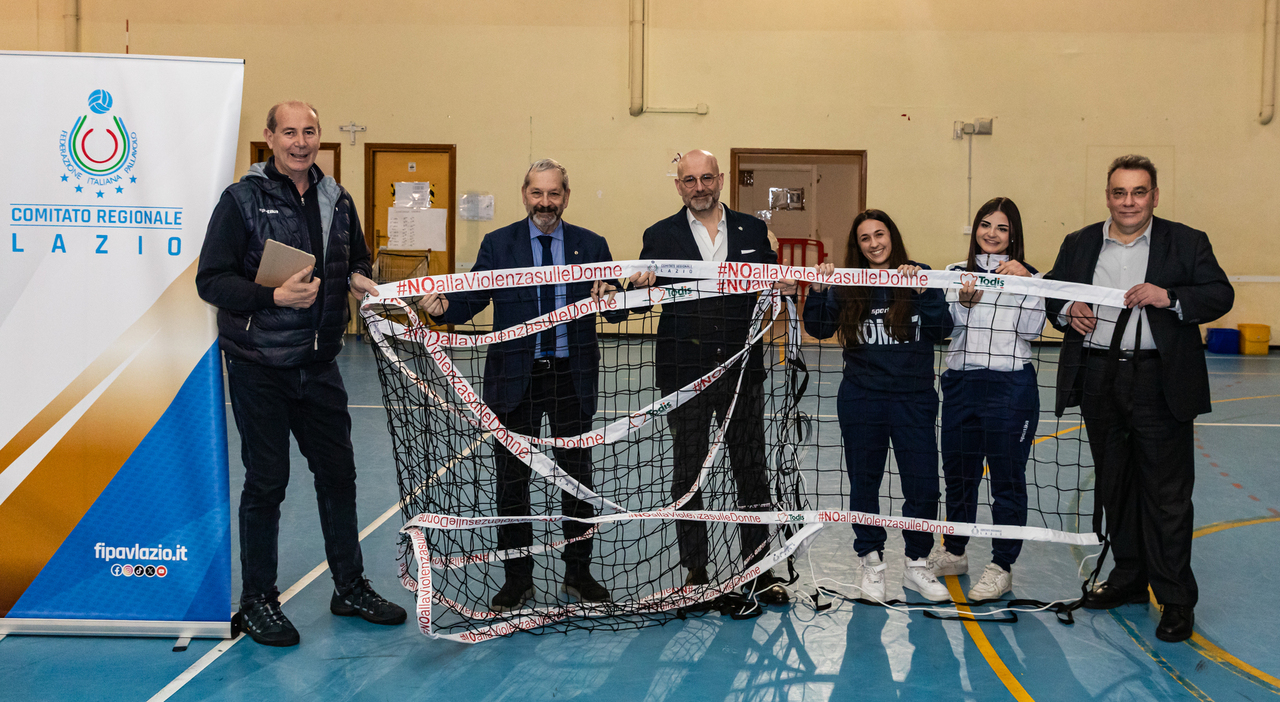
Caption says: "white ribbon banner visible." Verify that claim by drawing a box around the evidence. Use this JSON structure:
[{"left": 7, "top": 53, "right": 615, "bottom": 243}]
[
  {"left": 361, "top": 259, "right": 1127, "bottom": 310},
  {"left": 403, "top": 507, "right": 1099, "bottom": 549}
]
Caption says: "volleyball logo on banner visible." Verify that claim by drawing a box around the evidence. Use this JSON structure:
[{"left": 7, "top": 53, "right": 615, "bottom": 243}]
[{"left": 58, "top": 89, "right": 139, "bottom": 197}]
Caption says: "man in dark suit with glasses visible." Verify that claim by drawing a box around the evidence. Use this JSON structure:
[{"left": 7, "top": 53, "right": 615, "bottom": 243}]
[
  {"left": 632, "top": 150, "right": 792, "bottom": 605},
  {"left": 1045, "top": 154, "right": 1233, "bottom": 642}
]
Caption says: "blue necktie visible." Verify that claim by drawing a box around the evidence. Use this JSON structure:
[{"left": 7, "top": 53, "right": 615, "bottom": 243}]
[{"left": 538, "top": 235, "right": 556, "bottom": 358}]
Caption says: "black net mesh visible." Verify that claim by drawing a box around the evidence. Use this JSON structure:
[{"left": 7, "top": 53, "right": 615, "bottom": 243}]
[{"left": 363, "top": 269, "right": 1095, "bottom": 640}]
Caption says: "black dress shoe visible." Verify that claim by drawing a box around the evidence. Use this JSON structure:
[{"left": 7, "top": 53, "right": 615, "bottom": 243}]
[
  {"left": 685, "top": 566, "right": 710, "bottom": 586},
  {"left": 563, "top": 572, "right": 612, "bottom": 603},
  {"left": 1082, "top": 581, "right": 1149, "bottom": 610},
  {"left": 1156, "top": 604, "right": 1194, "bottom": 642},
  {"left": 491, "top": 578, "right": 534, "bottom": 612},
  {"left": 744, "top": 572, "right": 791, "bottom": 605}
]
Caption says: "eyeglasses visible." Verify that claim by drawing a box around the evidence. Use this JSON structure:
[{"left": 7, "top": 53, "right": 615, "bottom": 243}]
[
  {"left": 679, "top": 173, "right": 720, "bottom": 187},
  {"left": 1108, "top": 187, "right": 1153, "bottom": 200}
]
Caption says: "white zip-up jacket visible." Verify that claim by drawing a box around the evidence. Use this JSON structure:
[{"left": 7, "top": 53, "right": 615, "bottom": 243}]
[{"left": 944, "top": 254, "right": 1047, "bottom": 372}]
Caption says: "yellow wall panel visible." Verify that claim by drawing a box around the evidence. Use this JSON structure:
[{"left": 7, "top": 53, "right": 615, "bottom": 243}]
[{"left": 3, "top": 0, "right": 1277, "bottom": 331}]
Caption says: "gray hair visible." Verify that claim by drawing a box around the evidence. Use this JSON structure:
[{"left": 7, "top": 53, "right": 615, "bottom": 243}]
[
  {"left": 523, "top": 158, "right": 569, "bottom": 191},
  {"left": 1107, "top": 154, "right": 1158, "bottom": 189}
]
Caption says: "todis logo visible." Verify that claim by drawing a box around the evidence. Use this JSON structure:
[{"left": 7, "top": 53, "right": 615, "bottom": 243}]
[
  {"left": 959, "top": 271, "right": 1005, "bottom": 289},
  {"left": 58, "top": 89, "right": 140, "bottom": 198}
]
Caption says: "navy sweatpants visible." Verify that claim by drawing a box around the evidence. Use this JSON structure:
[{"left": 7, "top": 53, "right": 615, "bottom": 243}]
[
  {"left": 939, "top": 365, "right": 1038, "bottom": 568},
  {"left": 837, "top": 381, "right": 941, "bottom": 560}
]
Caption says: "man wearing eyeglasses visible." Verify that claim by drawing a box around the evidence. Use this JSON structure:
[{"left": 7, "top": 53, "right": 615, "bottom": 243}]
[
  {"left": 1045, "top": 154, "right": 1233, "bottom": 643},
  {"left": 632, "top": 149, "right": 790, "bottom": 605},
  {"left": 419, "top": 159, "right": 625, "bottom": 613}
]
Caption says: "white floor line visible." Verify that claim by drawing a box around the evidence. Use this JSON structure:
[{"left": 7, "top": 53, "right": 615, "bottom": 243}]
[
  {"left": 224, "top": 402, "right": 391, "bottom": 409},
  {"left": 146, "top": 437, "right": 484, "bottom": 702},
  {"left": 145, "top": 633, "right": 248, "bottom": 702},
  {"left": 1208, "top": 371, "right": 1280, "bottom": 375},
  {"left": 1194, "top": 423, "right": 1280, "bottom": 427}
]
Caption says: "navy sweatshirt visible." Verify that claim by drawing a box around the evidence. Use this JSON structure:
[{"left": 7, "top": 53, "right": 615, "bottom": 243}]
[{"left": 803, "top": 262, "right": 953, "bottom": 393}]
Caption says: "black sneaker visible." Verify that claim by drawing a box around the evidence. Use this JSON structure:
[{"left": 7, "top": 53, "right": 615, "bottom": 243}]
[
  {"left": 491, "top": 578, "right": 535, "bottom": 612},
  {"left": 331, "top": 578, "right": 407, "bottom": 625},
  {"left": 239, "top": 600, "right": 300, "bottom": 647},
  {"left": 563, "top": 572, "right": 612, "bottom": 603}
]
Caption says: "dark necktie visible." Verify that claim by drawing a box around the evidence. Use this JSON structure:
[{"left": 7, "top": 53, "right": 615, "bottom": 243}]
[{"left": 538, "top": 235, "right": 556, "bottom": 358}]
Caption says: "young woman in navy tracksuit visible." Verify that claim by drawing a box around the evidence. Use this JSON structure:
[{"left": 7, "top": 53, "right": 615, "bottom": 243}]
[
  {"left": 804, "top": 209, "right": 954, "bottom": 602},
  {"left": 928, "top": 197, "right": 1045, "bottom": 601}
]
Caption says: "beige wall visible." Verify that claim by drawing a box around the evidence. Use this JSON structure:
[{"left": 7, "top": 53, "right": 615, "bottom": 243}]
[{"left": 4, "top": 0, "right": 1277, "bottom": 333}]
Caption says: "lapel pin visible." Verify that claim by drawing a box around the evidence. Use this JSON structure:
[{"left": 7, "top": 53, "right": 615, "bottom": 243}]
[
  {"left": 574, "top": 250, "right": 579, "bottom": 255},
  {"left": 737, "top": 226, "right": 743, "bottom": 230}
]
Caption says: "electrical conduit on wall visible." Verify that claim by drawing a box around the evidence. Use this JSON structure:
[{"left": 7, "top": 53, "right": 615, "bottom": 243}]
[
  {"left": 1263, "top": 0, "right": 1277, "bottom": 124},
  {"left": 627, "top": 0, "right": 708, "bottom": 116}
]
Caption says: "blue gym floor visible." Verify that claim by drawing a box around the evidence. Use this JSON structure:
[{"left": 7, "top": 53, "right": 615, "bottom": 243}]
[{"left": 2, "top": 340, "right": 1277, "bottom": 702}]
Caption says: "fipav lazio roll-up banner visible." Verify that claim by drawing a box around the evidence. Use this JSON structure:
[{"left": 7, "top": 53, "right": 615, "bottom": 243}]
[{"left": 0, "top": 52, "right": 243, "bottom": 638}]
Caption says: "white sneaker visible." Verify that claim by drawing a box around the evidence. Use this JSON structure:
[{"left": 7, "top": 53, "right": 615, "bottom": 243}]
[
  {"left": 859, "top": 552, "right": 887, "bottom": 602},
  {"left": 967, "top": 563, "right": 1012, "bottom": 601},
  {"left": 927, "top": 546, "right": 968, "bottom": 576},
  {"left": 903, "top": 558, "right": 951, "bottom": 601}
]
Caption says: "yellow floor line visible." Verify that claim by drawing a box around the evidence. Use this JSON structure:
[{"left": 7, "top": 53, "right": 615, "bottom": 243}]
[
  {"left": 1186, "top": 633, "right": 1280, "bottom": 692},
  {"left": 1211, "top": 393, "right": 1280, "bottom": 404},
  {"left": 944, "top": 575, "right": 1036, "bottom": 702},
  {"left": 1193, "top": 515, "right": 1280, "bottom": 539},
  {"left": 1111, "top": 610, "right": 1215, "bottom": 702},
  {"left": 1032, "top": 423, "right": 1082, "bottom": 445},
  {"left": 1183, "top": 516, "right": 1280, "bottom": 691}
]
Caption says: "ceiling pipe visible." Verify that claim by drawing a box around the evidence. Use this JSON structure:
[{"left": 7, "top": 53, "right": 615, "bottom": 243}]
[
  {"left": 628, "top": 0, "right": 645, "bottom": 117},
  {"left": 63, "top": 0, "right": 80, "bottom": 52},
  {"left": 1263, "top": 0, "right": 1277, "bottom": 124}
]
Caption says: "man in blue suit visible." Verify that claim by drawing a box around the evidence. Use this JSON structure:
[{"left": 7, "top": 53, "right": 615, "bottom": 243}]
[{"left": 419, "top": 159, "right": 624, "bottom": 612}]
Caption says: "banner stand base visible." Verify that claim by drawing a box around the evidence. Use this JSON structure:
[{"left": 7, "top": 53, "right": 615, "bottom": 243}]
[{"left": 0, "top": 618, "right": 231, "bottom": 639}]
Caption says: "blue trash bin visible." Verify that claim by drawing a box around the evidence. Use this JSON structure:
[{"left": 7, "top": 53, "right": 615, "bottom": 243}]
[{"left": 1205, "top": 327, "right": 1240, "bottom": 354}]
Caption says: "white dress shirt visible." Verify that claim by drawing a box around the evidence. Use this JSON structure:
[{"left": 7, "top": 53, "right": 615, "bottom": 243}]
[
  {"left": 1064, "top": 217, "right": 1181, "bottom": 351},
  {"left": 687, "top": 204, "right": 728, "bottom": 262}
]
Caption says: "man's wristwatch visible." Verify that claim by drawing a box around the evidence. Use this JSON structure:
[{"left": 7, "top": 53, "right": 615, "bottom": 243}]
[{"left": 1165, "top": 289, "right": 1178, "bottom": 308}]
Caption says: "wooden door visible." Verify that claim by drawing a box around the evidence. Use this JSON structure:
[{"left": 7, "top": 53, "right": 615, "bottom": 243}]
[
  {"left": 736, "top": 165, "right": 818, "bottom": 241},
  {"left": 730, "top": 149, "right": 866, "bottom": 271},
  {"left": 364, "top": 144, "right": 456, "bottom": 277}
]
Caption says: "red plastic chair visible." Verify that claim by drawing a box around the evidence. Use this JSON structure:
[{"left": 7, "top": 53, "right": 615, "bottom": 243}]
[{"left": 774, "top": 238, "right": 828, "bottom": 305}]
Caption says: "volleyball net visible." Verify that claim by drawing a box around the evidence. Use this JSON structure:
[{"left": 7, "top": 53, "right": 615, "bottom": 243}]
[{"left": 359, "top": 261, "right": 1115, "bottom": 643}]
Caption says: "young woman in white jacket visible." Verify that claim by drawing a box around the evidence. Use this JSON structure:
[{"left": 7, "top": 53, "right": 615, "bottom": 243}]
[{"left": 929, "top": 197, "right": 1046, "bottom": 601}]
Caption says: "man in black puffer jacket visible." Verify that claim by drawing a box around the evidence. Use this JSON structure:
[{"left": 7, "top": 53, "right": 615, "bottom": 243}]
[{"left": 196, "top": 101, "right": 404, "bottom": 647}]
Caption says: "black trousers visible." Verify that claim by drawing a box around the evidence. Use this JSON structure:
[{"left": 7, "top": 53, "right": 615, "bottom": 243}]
[
  {"left": 1080, "top": 353, "right": 1198, "bottom": 606},
  {"left": 666, "top": 374, "right": 772, "bottom": 570},
  {"left": 493, "top": 359, "right": 595, "bottom": 582},
  {"left": 225, "top": 357, "right": 364, "bottom": 604}
]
